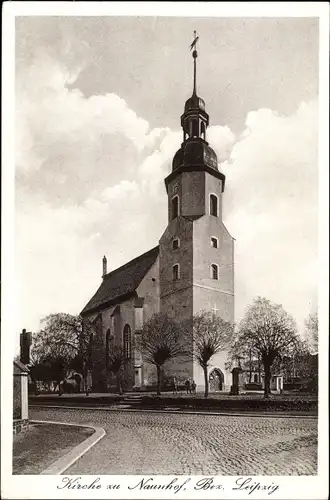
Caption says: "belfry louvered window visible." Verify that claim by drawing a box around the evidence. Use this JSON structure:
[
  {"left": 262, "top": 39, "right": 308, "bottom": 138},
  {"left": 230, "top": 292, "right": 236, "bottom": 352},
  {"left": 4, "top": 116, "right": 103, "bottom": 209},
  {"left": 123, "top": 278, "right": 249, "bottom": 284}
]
[
  {"left": 210, "top": 194, "right": 218, "bottom": 217},
  {"left": 172, "top": 196, "right": 179, "bottom": 219}
]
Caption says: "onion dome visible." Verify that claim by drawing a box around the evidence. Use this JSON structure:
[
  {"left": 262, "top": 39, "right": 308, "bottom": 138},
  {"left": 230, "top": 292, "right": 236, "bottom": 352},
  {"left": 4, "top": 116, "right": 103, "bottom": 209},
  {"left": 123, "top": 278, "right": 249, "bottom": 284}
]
[
  {"left": 184, "top": 93, "right": 206, "bottom": 113},
  {"left": 172, "top": 140, "right": 218, "bottom": 172}
]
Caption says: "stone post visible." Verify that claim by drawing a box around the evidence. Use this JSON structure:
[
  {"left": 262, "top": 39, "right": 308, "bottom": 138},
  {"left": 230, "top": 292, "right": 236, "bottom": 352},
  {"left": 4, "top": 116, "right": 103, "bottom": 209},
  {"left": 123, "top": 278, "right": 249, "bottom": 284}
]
[
  {"left": 20, "top": 329, "right": 32, "bottom": 365},
  {"left": 230, "top": 367, "right": 243, "bottom": 395}
]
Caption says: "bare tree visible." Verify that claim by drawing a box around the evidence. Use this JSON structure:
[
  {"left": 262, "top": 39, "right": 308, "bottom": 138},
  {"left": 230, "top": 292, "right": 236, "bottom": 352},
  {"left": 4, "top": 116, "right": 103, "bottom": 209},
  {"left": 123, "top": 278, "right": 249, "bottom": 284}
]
[
  {"left": 305, "top": 311, "right": 318, "bottom": 354},
  {"left": 106, "top": 345, "right": 126, "bottom": 395},
  {"left": 137, "top": 313, "right": 183, "bottom": 396},
  {"left": 233, "top": 297, "right": 299, "bottom": 398},
  {"left": 184, "top": 311, "right": 233, "bottom": 398}
]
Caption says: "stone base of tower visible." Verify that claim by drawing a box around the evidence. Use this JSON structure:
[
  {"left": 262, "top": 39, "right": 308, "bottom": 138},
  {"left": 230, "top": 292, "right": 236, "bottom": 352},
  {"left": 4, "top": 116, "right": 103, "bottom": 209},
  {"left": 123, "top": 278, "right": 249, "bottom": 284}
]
[
  {"left": 142, "top": 350, "right": 231, "bottom": 394},
  {"left": 193, "top": 350, "right": 231, "bottom": 394}
]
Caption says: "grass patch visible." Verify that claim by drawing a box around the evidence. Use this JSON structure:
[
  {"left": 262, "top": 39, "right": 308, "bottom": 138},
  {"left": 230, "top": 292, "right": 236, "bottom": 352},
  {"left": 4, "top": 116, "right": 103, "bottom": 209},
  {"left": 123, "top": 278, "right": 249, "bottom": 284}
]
[
  {"left": 13, "top": 423, "right": 94, "bottom": 475},
  {"left": 138, "top": 394, "right": 318, "bottom": 413}
]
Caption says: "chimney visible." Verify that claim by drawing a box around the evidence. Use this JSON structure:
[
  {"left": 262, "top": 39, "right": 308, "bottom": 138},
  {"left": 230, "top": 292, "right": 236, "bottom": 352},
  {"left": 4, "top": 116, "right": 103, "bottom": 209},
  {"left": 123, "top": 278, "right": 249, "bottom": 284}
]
[
  {"left": 102, "top": 255, "right": 107, "bottom": 279},
  {"left": 20, "top": 328, "right": 32, "bottom": 365}
]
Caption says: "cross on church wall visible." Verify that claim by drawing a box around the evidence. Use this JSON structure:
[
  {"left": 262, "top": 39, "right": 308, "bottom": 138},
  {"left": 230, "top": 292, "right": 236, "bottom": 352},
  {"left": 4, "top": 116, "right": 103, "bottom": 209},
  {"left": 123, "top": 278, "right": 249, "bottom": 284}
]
[{"left": 211, "top": 304, "right": 219, "bottom": 315}]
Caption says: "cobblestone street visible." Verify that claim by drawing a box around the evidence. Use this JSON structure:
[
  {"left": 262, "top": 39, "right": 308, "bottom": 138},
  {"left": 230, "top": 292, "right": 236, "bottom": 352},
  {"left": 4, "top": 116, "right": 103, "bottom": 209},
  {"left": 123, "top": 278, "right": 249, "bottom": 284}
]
[{"left": 30, "top": 407, "right": 317, "bottom": 475}]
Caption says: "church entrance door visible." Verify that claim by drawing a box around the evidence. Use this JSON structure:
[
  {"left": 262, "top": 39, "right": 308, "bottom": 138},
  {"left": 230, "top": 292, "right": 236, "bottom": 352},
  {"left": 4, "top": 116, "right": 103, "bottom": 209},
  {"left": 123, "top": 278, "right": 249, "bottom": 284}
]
[{"left": 209, "top": 368, "right": 224, "bottom": 392}]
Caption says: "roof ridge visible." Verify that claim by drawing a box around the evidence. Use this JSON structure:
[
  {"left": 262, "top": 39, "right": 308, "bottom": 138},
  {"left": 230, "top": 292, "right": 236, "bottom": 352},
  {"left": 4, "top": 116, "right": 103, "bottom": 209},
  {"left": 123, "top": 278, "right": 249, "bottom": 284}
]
[
  {"left": 104, "top": 245, "right": 159, "bottom": 279},
  {"left": 81, "top": 245, "right": 160, "bottom": 316}
]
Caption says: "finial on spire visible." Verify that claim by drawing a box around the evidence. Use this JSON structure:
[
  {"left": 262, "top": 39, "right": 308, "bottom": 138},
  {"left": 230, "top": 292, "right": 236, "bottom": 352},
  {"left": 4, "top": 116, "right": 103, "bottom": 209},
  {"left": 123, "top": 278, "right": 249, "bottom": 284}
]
[
  {"left": 190, "top": 31, "right": 199, "bottom": 95},
  {"left": 102, "top": 255, "right": 107, "bottom": 279}
]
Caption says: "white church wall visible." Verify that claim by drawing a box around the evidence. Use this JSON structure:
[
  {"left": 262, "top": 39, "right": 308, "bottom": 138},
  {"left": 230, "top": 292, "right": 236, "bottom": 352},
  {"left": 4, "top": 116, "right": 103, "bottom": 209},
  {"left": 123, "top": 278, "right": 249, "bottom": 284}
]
[{"left": 193, "top": 217, "right": 234, "bottom": 305}]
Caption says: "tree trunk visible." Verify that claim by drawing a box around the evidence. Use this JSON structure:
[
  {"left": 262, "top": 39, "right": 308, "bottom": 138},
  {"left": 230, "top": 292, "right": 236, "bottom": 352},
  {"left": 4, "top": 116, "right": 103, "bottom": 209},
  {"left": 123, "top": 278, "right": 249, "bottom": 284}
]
[
  {"left": 84, "top": 376, "right": 89, "bottom": 396},
  {"left": 264, "top": 360, "right": 271, "bottom": 399},
  {"left": 83, "top": 365, "right": 89, "bottom": 396},
  {"left": 156, "top": 365, "right": 161, "bottom": 396},
  {"left": 203, "top": 365, "right": 209, "bottom": 398},
  {"left": 116, "top": 372, "right": 123, "bottom": 395},
  {"left": 249, "top": 349, "right": 252, "bottom": 383}
]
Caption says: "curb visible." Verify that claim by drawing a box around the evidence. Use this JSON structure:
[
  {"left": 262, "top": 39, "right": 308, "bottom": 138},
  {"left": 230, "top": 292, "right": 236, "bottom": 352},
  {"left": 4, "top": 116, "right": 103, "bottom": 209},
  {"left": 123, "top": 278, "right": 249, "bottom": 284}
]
[
  {"left": 30, "top": 405, "right": 318, "bottom": 420},
  {"left": 30, "top": 420, "right": 105, "bottom": 475}
]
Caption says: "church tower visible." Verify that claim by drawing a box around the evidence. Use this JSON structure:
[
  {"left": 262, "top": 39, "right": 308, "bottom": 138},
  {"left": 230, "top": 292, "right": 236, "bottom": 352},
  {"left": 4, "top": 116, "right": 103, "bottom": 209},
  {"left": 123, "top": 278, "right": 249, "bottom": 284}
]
[{"left": 159, "top": 35, "right": 235, "bottom": 390}]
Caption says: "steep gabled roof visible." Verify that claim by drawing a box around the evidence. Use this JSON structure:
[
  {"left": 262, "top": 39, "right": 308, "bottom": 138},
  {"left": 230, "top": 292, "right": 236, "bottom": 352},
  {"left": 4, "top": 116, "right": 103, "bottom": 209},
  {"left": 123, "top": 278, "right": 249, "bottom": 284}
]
[{"left": 81, "top": 246, "right": 159, "bottom": 316}]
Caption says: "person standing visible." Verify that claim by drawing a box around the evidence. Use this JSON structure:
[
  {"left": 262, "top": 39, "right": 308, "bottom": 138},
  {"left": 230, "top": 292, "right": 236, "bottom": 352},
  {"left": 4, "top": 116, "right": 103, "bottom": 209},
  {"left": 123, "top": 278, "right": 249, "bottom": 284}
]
[{"left": 185, "top": 379, "right": 191, "bottom": 394}]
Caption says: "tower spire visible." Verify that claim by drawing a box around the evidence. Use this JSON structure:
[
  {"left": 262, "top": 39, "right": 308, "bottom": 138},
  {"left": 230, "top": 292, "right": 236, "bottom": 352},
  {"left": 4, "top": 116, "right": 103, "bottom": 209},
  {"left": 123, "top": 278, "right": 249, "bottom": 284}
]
[{"left": 190, "top": 30, "right": 199, "bottom": 95}]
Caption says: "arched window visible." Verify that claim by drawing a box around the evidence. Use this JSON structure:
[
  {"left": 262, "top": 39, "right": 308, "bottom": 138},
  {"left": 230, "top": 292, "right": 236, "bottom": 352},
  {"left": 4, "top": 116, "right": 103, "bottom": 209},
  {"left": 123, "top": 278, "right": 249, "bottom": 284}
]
[
  {"left": 211, "top": 264, "right": 219, "bottom": 280},
  {"left": 173, "top": 264, "right": 180, "bottom": 281},
  {"left": 211, "top": 237, "right": 218, "bottom": 248},
  {"left": 105, "top": 329, "right": 114, "bottom": 365},
  {"left": 210, "top": 194, "right": 218, "bottom": 217},
  {"left": 192, "top": 119, "right": 199, "bottom": 137},
  {"left": 201, "top": 122, "right": 206, "bottom": 140},
  {"left": 123, "top": 324, "right": 132, "bottom": 359},
  {"left": 172, "top": 238, "right": 180, "bottom": 250},
  {"left": 171, "top": 196, "right": 179, "bottom": 220},
  {"left": 254, "top": 373, "right": 259, "bottom": 383},
  {"left": 189, "top": 121, "right": 193, "bottom": 137},
  {"left": 105, "top": 329, "right": 110, "bottom": 364}
]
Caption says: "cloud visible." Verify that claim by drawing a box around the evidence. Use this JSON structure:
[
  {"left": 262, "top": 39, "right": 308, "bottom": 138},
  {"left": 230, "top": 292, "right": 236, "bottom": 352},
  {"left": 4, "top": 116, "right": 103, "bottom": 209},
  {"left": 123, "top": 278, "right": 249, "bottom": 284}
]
[
  {"left": 14, "top": 36, "right": 318, "bottom": 340},
  {"left": 15, "top": 46, "right": 172, "bottom": 206},
  {"left": 207, "top": 125, "right": 236, "bottom": 163},
  {"left": 222, "top": 100, "right": 318, "bottom": 330}
]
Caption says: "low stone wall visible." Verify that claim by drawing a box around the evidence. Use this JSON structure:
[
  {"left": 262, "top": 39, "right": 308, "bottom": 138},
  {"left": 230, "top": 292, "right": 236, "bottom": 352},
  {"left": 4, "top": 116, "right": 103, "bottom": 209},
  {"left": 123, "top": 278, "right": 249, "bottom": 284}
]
[{"left": 13, "top": 419, "right": 29, "bottom": 435}]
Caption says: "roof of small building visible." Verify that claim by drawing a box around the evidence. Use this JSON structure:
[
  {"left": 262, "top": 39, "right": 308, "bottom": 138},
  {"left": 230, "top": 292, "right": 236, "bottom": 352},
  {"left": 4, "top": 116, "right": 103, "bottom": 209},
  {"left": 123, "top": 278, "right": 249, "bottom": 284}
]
[
  {"left": 14, "top": 359, "right": 30, "bottom": 373},
  {"left": 81, "top": 246, "right": 159, "bottom": 316}
]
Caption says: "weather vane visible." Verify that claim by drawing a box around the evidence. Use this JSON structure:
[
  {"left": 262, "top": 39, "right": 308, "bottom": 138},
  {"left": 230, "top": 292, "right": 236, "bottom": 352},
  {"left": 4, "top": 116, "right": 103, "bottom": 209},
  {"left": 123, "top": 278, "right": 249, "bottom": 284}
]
[{"left": 190, "top": 30, "right": 199, "bottom": 53}]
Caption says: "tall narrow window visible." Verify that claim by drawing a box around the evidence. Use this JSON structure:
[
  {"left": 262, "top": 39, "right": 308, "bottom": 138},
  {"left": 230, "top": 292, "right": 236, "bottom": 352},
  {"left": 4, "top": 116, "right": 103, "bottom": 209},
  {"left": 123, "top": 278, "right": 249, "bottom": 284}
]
[
  {"left": 189, "top": 121, "right": 193, "bottom": 137},
  {"left": 173, "top": 264, "right": 180, "bottom": 281},
  {"left": 210, "top": 194, "right": 218, "bottom": 217},
  {"left": 192, "top": 119, "right": 199, "bottom": 137},
  {"left": 201, "top": 122, "right": 206, "bottom": 140},
  {"left": 105, "top": 329, "right": 111, "bottom": 365},
  {"left": 172, "top": 238, "right": 180, "bottom": 250},
  {"left": 171, "top": 196, "right": 179, "bottom": 220},
  {"left": 211, "top": 264, "right": 219, "bottom": 280},
  {"left": 123, "top": 324, "right": 132, "bottom": 359},
  {"left": 211, "top": 237, "right": 218, "bottom": 248},
  {"left": 105, "top": 329, "right": 114, "bottom": 366}
]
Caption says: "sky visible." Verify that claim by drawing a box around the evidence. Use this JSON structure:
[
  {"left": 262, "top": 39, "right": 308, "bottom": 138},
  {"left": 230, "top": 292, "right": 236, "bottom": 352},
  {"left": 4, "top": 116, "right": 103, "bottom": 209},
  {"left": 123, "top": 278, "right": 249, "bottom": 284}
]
[{"left": 14, "top": 15, "right": 319, "bottom": 343}]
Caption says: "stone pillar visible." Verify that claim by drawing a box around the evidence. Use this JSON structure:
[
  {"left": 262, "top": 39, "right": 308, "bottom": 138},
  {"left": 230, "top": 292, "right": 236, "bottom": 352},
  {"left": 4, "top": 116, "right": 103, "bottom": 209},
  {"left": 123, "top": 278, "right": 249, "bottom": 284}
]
[
  {"left": 13, "top": 360, "right": 29, "bottom": 434},
  {"left": 230, "top": 367, "right": 243, "bottom": 395},
  {"left": 21, "top": 373, "right": 29, "bottom": 420}
]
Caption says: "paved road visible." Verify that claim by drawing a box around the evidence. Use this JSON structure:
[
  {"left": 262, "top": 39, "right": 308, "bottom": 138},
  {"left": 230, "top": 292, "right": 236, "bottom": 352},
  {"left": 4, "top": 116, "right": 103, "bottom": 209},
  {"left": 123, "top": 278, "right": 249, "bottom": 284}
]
[{"left": 30, "top": 407, "right": 317, "bottom": 475}]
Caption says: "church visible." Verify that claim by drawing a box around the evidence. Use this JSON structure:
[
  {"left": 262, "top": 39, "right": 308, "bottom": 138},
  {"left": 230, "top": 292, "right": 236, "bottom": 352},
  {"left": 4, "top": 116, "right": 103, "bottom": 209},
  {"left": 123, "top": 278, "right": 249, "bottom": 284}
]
[{"left": 81, "top": 41, "right": 235, "bottom": 393}]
